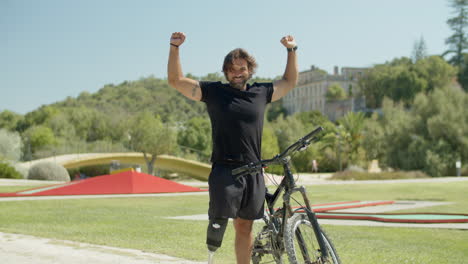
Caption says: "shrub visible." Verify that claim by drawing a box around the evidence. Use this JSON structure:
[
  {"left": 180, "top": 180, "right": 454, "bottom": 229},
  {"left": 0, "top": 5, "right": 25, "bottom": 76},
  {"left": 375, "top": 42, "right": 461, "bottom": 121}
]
[
  {"left": 68, "top": 164, "right": 110, "bottom": 178},
  {"left": 12, "top": 163, "right": 28, "bottom": 178},
  {"left": 330, "top": 170, "right": 429, "bottom": 181},
  {"left": 28, "top": 162, "right": 70, "bottom": 182},
  {"left": 0, "top": 162, "right": 23, "bottom": 179}
]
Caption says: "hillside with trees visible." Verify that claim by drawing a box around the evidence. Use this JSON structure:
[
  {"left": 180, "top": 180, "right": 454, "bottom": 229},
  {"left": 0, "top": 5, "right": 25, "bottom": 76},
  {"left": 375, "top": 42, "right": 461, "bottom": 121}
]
[{"left": 1, "top": 64, "right": 467, "bottom": 178}]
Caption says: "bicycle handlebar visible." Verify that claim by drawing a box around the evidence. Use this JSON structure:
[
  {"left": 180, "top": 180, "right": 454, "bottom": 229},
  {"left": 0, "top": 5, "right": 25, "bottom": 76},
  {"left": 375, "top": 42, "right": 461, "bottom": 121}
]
[{"left": 232, "top": 126, "right": 324, "bottom": 177}]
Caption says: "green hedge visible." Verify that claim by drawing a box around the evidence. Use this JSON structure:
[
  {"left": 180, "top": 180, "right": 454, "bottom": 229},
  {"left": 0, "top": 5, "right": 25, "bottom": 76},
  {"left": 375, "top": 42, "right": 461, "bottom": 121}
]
[
  {"left": 0, "top": 162, "right": 23, "bottom": 179},
  {"left": 330, "top": 170, "right": 429, "bottom": 181}
]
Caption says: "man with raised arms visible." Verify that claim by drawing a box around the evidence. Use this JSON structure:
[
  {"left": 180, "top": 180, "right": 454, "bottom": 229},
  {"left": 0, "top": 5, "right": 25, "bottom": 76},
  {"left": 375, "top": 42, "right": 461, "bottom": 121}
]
[{"left": 167, "top": 32, "right": 298, "bottom": 264}]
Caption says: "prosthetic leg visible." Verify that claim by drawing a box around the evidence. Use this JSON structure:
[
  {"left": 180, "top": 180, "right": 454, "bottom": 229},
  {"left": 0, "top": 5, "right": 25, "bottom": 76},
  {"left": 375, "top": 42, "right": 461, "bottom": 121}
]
[{"left": 206, "top": 218, "right": 228, "bottom": 264}]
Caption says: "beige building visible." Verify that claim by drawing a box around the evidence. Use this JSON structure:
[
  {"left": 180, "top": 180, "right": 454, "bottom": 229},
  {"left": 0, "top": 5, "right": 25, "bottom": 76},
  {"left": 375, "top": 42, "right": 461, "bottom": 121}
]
[{"left": 282, "top": 66, "right": 368, "bottom": 121}]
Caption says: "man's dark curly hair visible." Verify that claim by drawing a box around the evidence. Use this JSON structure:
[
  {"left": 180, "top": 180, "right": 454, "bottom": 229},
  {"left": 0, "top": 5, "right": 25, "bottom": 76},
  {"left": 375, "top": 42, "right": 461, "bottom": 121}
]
[{"left": 222, "top": 48, "right": 258, "bottom": 79}]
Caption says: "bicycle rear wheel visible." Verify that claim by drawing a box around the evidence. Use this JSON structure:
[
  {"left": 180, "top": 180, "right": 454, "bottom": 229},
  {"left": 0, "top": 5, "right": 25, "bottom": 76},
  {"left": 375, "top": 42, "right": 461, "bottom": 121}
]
[
  {"left": 251, "top": 218, "right": 286, "bottom": 264},
  {"left": 284, "top": 213, "right": 341, "bottom": 264}
]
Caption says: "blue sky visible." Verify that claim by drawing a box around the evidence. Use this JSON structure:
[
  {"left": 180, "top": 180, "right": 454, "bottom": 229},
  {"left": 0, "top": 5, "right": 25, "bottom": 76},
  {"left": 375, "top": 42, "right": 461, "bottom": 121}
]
[{"left": 2, "top": 0, "right": 452, "bottom": 114}]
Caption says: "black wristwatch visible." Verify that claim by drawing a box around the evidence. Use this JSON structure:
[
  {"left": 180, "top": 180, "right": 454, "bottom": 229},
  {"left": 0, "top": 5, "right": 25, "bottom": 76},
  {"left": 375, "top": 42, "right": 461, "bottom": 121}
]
[{"left": 287, "top": 46, "right": 298, "bottom": 52}]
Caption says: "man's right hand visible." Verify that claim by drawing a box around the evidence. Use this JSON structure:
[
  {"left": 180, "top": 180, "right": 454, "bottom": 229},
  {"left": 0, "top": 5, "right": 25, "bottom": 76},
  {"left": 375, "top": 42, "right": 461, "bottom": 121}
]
[
  {"left": 170, "top": 32, "right": 186, "bottom": 47},
  {"left": 168, "top": 31, "right": 201, "bottom": 101}
]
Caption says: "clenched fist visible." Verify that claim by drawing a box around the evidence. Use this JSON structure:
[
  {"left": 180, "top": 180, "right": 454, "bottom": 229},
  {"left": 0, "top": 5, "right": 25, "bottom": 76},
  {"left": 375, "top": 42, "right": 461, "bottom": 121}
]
[
  {"left": 170, "top": 32, "right": 186, "bottom": 47},
  {"left": 280, "top": 35, "right": 297, "bottom": 49}
]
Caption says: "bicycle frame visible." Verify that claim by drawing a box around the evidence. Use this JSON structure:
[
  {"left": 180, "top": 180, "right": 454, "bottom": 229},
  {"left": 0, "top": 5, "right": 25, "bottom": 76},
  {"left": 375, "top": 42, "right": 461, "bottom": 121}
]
[{"left": 236, "top": 126, "right": 332, "bottom": 263}]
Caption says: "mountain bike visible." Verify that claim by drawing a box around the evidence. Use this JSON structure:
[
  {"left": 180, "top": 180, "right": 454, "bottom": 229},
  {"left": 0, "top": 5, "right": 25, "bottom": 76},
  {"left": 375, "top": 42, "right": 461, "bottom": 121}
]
[{"left": 232, "top": 126, "right": 341, "bottom": 264}]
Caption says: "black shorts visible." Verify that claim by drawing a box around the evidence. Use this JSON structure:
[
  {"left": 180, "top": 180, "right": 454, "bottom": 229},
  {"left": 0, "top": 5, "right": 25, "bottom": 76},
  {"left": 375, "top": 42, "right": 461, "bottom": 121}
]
[{"left": 208, "top": 163, "right": 265, "bottom": 220}]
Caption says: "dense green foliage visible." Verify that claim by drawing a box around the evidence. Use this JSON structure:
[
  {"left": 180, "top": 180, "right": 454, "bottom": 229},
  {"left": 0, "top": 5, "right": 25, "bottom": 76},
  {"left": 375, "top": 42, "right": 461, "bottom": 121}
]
[
  {"left": 330, "top": 170, "right": 429, "bottom": 180},
  {"left": 67, "top": 164, "right": 111, "bottom": 179},
  {"left": 0, "top": 66, "right": 466, "bottom": 176},
  {"left": 363, "top": 86, "right": 468, "bottom": 176},
  {"left": 0, "top": 26, "right": 467, "bottom": 178},
  {"left": 177, "top": 116, "right": 212, "bottom": 162},
  {"left": 0, "top": 162, "right": 23, "bottom": 179},
  {"left": 325, "top": 83, "right": 347, "bottom": 101},
  {"left": 359, "top": 56, "right": 456, "bottom": 108},
  {"left": 458, "top": 53, "right": 468, "bottom": 91}
]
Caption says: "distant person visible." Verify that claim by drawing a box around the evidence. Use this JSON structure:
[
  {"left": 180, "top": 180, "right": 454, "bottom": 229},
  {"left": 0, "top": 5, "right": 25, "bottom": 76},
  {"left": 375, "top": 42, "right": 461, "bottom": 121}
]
[
  {"left": 312, "top": 159, "right": 318, "bottom": 173},
  {"left": 167, "top": 32, "right": 298, "bottom": 264},
  {"left": 73, "top": 172, "right": 87, "bottom": 180}
]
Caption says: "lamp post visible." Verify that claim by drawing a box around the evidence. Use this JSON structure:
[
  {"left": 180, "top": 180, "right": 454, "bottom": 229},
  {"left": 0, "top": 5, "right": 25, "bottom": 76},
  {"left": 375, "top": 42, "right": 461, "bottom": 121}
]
[{"left": 127, "top": 133, "right": 132, "bottom": 152}]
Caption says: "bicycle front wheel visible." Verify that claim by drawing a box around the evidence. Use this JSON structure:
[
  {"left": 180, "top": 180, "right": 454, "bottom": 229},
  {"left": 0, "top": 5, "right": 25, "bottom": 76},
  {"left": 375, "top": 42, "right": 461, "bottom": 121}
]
[{"left": 284, "top": 213, "right": 341, "bottom": 264}]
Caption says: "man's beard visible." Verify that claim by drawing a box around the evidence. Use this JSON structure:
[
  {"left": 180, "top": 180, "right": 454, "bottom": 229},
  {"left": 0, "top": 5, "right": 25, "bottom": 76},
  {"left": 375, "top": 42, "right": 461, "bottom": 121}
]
[{"left": 228, "top": 76, "right": 249, "bottom": 90}]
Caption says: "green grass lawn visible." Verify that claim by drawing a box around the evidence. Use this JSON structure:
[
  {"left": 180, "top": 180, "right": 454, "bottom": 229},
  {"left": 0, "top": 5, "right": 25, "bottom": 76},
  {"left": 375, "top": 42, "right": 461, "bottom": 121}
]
[
  {"left": 0, "top": 181, "right": 467, "bottom": 264},
  {"left": 0, "top": 185, "right": 49, "bottom": 193}
]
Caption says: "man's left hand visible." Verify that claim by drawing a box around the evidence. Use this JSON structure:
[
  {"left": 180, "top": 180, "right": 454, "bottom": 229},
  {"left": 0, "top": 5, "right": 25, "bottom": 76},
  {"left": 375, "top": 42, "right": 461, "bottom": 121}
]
[{"left": 280, "top": 35, "right": 296, "bottom": 48}]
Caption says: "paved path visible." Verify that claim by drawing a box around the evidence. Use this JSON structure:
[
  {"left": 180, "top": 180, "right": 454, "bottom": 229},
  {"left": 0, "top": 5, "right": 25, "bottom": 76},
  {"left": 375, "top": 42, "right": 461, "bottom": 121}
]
[
  {"left": 0, "top": 232, "right": 205, "bottom": 264},
  {"left": 270, "top": 174, "right": 468, "bottom": 185}
]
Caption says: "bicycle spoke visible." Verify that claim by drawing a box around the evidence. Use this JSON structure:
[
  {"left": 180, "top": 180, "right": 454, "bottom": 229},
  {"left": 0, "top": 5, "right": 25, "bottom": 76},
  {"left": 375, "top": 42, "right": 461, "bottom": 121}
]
[{"left": 284, "top": 214, "right": 340, "bottom": 264}]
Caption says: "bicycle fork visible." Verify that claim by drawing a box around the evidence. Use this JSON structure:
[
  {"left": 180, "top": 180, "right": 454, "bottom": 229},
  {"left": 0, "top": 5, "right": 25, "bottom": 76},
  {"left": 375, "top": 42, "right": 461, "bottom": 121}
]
[{"left": 285, "top": 186, "right": 330, "bottom": 262}]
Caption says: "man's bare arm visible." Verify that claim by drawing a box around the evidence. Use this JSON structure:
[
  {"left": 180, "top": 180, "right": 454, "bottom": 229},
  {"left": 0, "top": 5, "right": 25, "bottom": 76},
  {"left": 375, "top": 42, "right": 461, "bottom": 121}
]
[
  {"left": 167, "top": 32, "right": 202, "bottom": 101},
  {"left": 272, "top": 35, "right": 298, "bottom": 102}
]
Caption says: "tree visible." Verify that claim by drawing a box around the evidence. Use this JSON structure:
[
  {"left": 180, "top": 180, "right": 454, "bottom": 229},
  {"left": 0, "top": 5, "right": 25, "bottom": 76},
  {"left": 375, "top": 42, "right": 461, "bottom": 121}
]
[
  {"left": 337, "top": 112, "right": 366, "bottom": 166},
  {"left": 360, "top": 62, "right": 425, "bottom": 107},
  {"left": 22, "top": 125, "right": 56, "bottom": 157},
  {"left": 359, "top": 57, "right": 456, "bottom": 108},
  {"left": 130, "top": 111, "right": 177, "bottom": 175},
  {"left": 177, "top": 116, "right": 212, "bottom": 160},
  {"left": 457, "top": 53, "right": 468, "bottom": 91},
  {"left": 362, "top": 87, "right": 468, "bottom": 176},
  {"left": 359, "top": 64, "right": 389, "bottom": 108},
  {"left": 325, "top": 83, "right": 347, "bottom": 101},
  {"left": 266, "top": 100, "right": 287, "bottom": 122},
  {"left": 0, "top": 110, "right": 23, "bottom": 131},
  {"left": 414, "top": 86, "right": 468, "bottom": 176},
  {"left": 273, "top": 115, "right": 306, "bottom": 151},
  {"left": 17, "top": 105, "right": 59, "bottom": 132},
  {"left": 412, "top": 36, "right": 428, "bottom": 62},
  {"left": 86, "top": 111, "right": 113, "bottom": 142},
  {"left": 362, "top": 113, "right": 386, "bottom": 162},
  {"left": 46, "top": 112, "right": 77, "bottom": 141},
  {"left": 66, "top": 107, "right": 99, "bottom": 140},
  {"left": 443, "top": 0, "right": 468, "bottom": 67},
  {"left": 261, "top": 123, "right": 280, "bottom": 160},
  {"left": 414, "top": 56, "right": 457, "bottom": 92},
  {"left": 0, "top": 129, "right": 22, "bottom": 162}
]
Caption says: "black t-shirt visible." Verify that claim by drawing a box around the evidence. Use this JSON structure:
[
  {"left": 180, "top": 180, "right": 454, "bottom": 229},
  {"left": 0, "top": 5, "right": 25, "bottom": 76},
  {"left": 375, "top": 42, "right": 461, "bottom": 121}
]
[{"left": 200, "top": 81, "right": 274, "bottom": 164}]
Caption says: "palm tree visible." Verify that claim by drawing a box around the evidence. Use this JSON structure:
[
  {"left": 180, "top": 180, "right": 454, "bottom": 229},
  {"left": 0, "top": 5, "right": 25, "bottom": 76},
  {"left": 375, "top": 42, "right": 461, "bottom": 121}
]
[{"left": 337, "top": 112, "right": 366, "bottom": 165}]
